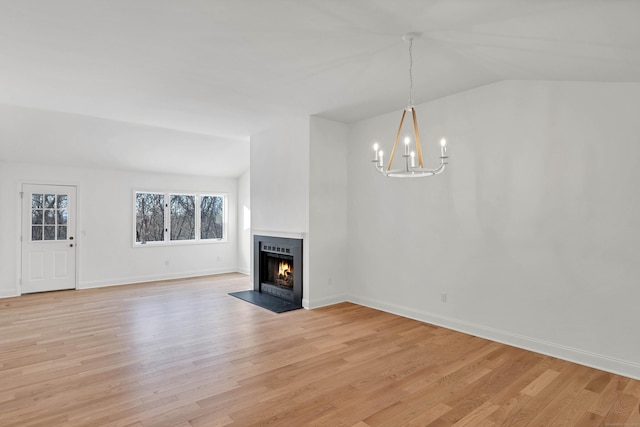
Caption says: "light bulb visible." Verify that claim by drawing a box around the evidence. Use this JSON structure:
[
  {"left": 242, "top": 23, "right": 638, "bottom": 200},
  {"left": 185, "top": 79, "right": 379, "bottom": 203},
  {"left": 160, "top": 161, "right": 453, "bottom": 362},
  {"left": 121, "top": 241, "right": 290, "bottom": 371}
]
[
  {"left": 440, "top": 138, "right": 447, "bottom": 147},
  {"left": 404, "top": 137, "right": 410, "bottom": 145},
  {"left": 373, "top": 143, "right": 379, "bottom": 151}
]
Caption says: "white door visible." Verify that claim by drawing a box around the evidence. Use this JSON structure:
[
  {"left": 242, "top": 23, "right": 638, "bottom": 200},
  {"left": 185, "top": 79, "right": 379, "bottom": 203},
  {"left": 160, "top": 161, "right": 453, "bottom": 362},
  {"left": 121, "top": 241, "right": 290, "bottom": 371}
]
[{"left": 21, "top": 184, "right": 77, "bottom": 293}]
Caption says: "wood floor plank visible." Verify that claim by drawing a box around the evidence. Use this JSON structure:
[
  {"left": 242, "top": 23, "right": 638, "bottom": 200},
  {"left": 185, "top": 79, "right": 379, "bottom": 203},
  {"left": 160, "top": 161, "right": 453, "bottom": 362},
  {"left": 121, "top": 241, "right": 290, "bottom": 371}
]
[
  {"left": 520, "top": 369, "right": 561, "bottom": 397},
  {"left": 0, "top": 273, "right": 638, "bottom": 426}
]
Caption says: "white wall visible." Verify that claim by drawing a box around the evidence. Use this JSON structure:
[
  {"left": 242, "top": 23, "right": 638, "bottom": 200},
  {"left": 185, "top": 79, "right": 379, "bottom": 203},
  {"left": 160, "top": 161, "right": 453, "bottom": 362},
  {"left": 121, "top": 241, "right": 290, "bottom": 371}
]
[
  {"left": 250, "top": 116, "right": 350, "bottom": 308},
  {"left": 237, "top": 169, "right": 251, "bottom": 275},
  {"left": 308, "top": 117, "right": 349, "bottom": 307},
  {"left": 250, "top": 118, "right": 310, "bottom": 234},
  {"left": 347, "top": 81, "right": 640, "bottom": 379},
  {"left": 0, "top": 162, "right": 239, "bottom": 297},
  {"left": 250, "top": 117, "right": 311, "bottom": 305}
]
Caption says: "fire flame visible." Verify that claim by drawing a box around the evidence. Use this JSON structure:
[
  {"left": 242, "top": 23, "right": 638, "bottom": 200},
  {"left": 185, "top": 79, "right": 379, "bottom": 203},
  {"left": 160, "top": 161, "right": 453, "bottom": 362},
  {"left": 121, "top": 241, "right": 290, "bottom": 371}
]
[{"left": 278, "top": 261, "right": 292, "bottom": 277}]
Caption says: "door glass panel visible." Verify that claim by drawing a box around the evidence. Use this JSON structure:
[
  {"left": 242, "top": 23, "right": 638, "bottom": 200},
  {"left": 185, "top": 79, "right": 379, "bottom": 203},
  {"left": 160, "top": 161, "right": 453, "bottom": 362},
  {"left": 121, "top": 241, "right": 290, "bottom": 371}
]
[
  {"left": 57, "top": 209, "right": 68, "bottom": 225},
  {"left": 57, "top": 195, "right": 68, "bottom": 209},
  {"left": 57, "top": 226, "right": 67, "bottom": 240},
  {"left": 32, "top": 194, "right": 43, "bottom": 208},
  {"left": 32, "top": 210, "right": 43, "bottom": 225},
  {"left": 44, "top": 210, "right": 56, "bottom": 224},
  {"left": 32, "top": 226, "right": 43, "bottom": 241},
  {"left": 44, "top": 194, "right": 56, "bottom": 209},
  {"left": 44, "top": 226, "right": 56, "bottom": 240}
]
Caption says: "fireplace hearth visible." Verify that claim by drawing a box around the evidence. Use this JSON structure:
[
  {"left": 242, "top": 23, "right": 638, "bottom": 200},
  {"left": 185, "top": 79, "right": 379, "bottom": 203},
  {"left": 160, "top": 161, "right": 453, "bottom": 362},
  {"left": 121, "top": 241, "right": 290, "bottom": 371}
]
[{"left": 229, "top": 235, "right": 303, "bottom": 313}]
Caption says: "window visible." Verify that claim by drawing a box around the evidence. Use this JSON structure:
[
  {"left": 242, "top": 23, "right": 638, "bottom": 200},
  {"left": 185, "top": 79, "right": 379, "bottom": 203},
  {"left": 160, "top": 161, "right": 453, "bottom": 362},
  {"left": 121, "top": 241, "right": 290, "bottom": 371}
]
[
  {"left": 170, "top": 195, "right": 195, "bottom": 241},
  {"left": 135, "top": 193, "right": 164, "bottom": 243},
  {"left": 134, "top": 192, "right": 226, "bottom": 245},
  {"left": 200, "top": 195, "right": 224, "bottom": 239}
]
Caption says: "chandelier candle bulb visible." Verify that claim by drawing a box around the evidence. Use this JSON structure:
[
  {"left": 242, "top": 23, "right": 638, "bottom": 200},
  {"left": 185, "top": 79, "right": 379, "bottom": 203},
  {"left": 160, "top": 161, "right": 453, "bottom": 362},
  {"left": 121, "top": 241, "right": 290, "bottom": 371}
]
[
  {"left": 373, "top": 143, "right": 379, "bottom": 161},
  {"left": 410, "top": 151, "right": 416, "bottom": 168},
  {"left": 404, "top": 137, "right": 410, "bottom": 155},
  {"left": 378, "top": 150, "right": 384, "bottom": 167}
]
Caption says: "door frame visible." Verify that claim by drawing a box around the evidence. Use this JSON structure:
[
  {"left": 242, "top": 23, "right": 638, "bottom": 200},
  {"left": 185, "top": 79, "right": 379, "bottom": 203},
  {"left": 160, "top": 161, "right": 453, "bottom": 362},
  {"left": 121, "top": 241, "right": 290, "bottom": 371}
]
[{"left": 18, "top": 181, "right": 80, "bottom": 294}]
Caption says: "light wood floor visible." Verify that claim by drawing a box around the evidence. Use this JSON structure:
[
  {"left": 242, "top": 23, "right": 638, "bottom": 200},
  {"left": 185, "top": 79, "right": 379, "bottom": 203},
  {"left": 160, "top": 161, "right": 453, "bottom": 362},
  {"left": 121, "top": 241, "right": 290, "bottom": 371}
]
[{"left": 1, "top": 274, "right": 638, "bottom": 426}]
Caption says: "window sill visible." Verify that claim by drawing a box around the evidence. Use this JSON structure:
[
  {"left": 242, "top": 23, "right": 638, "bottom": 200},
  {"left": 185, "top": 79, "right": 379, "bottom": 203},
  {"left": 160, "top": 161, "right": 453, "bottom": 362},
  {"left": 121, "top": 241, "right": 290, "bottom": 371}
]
[{"left": 133, "top": 239, "right": 228, "bottom": 248}]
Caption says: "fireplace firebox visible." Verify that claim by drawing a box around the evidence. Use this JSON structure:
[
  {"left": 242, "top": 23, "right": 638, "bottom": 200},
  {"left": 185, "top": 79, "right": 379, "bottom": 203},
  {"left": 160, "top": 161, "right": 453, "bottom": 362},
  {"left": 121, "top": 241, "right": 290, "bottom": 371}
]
[{"left": 254, "top": 235, "right": 302, "bottom": 308}]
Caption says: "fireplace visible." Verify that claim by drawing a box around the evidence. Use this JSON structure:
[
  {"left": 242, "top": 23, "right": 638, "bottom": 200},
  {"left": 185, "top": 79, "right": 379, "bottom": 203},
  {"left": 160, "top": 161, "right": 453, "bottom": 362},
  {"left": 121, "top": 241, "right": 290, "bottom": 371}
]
[{"left": 254, "top": 235, "right": 302, "bottom": 308}]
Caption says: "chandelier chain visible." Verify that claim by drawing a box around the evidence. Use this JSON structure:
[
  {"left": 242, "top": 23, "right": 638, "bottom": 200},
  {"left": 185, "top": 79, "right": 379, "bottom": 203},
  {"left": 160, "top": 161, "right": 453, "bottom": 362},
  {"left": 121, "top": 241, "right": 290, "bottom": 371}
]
[{"left": 408, "top": 38, "right": 414, "bottom": 107}]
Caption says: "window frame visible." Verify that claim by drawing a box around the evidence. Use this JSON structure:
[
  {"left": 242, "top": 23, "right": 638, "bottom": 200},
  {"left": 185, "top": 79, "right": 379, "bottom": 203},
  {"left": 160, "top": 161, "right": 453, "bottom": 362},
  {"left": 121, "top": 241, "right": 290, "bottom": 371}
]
[{"left": 133, "top": 191, "right": 228, "bottom": 247}]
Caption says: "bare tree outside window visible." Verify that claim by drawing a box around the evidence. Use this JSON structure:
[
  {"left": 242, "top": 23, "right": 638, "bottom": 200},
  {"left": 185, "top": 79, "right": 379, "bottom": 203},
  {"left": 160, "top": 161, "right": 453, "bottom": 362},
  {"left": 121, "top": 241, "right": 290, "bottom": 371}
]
[
  {"left": 170, "top": 195, "right": 195, "bottom": 240},
  {"left": 136, "top": 193, "right": 164, "bottom": 243},
  {"left": 201, "top": 195, "right": 224, "bottom": 239},
  {"left": 134, "top": 191, "right": 226, "bottom": 245}
]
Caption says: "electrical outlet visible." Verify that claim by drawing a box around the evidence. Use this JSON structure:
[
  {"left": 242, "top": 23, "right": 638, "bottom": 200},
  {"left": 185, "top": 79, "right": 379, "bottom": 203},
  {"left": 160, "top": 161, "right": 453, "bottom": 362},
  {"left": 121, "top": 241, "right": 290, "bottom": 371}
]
[{"left": 441, "top": 293, "right": 448, "bottom": 303}]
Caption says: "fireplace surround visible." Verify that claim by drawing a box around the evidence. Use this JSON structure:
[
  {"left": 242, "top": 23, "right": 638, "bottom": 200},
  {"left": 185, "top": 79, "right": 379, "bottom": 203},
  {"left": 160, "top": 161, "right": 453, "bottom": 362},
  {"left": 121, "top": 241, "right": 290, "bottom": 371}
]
[
  {"left": 254, "top": 235, "right": 302, "bottom": 308},
  {"left": 230, "top": 234, "right": 303, "bottom": 313}
]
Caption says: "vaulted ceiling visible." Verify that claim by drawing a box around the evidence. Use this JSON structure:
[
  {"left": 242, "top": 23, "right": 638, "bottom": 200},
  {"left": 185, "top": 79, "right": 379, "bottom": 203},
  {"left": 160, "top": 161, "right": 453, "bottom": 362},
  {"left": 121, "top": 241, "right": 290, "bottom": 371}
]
[{"left": 1, "top": 0, "right": 639, "bottom": 176}]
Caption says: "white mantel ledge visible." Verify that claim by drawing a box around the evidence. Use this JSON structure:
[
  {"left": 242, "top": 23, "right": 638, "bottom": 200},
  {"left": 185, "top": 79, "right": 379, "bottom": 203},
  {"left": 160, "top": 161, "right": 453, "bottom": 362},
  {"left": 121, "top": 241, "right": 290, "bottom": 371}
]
[{"left": 252, "top": 230, "right": 305, "bottom": 240}]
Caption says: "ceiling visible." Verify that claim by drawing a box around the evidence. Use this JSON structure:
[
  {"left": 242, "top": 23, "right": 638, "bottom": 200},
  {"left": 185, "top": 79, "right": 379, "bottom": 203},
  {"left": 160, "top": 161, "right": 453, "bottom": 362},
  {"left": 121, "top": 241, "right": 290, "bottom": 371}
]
[{"left": 1, "top": 0, "right": 640, "bottom": 176}]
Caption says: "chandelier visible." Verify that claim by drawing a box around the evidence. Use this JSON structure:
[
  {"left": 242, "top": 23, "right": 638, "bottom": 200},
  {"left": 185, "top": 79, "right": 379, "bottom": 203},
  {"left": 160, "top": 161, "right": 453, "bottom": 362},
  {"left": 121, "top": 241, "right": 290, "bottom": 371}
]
[{"left": 371, "top": 33, "right": 449, "bottom": 178}]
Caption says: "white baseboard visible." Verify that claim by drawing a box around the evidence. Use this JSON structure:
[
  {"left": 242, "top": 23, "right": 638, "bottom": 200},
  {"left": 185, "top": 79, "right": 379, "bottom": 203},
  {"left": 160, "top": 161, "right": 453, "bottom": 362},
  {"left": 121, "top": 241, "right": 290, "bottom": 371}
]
[
  {"left": 348, "top": 294, "right": 640, "bottom": 381},
  {"left": 306, "top": 293, "right": 348, "bottom": 309},
  {"left": 236, "top": 268, "right": 250, "bottom": 276},
  {"left": 0, "top": 290, "right": 19, "bottom": 299},
  {"left": 79, "top": 268, "right": 238, "bottom": 289}
]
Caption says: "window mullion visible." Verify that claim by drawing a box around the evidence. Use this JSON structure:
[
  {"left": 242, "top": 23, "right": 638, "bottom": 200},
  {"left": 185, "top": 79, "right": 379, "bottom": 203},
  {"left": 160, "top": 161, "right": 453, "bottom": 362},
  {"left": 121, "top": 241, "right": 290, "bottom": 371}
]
[
  {"left": 165, "top": 195, "right": 170, "bottom": 242},
  {"left": 195, "top": 195, "right": 201, "bottom": 241}
]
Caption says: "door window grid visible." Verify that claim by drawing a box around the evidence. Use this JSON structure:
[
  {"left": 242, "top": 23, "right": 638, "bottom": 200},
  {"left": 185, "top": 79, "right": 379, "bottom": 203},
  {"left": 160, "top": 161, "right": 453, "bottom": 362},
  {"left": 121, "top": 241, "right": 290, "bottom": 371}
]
[{"left": 31, "top": 193, "right": 68, "bottom": 241}]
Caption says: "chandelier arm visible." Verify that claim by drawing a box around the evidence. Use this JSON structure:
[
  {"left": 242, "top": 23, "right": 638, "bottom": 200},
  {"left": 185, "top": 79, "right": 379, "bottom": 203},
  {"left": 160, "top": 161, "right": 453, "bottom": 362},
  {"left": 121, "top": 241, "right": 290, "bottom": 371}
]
[
  {"left": 383, "top": 167, "right": 445, "bottom": 178},
  {"left": 411, "top": 108, "right": 425, "bottom": 168},
  {"left": 378, "top": 155, "right": 447, "bottom": 177},
  {"left": 387, "top": 109, "right": 407, "bottom": 171}
]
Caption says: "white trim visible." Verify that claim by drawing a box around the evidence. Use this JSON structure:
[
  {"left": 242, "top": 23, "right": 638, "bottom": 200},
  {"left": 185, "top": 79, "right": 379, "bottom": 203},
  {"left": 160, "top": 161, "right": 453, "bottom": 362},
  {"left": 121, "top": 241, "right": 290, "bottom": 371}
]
[
  {"left": 347, "top": 294, "right": 640, "bottom": 381},
  {"left": 0, "top": 290, "right": 19, "bottom": 299},
  {"left": 133, "top": 238, "right": 228, "bottom": 248},
  {"left": 236, "top": 268, "right": 250, "bottom": 275},
  {"left": 307, "top": 293, "right": 348, "bottom": 309},
  {"left": 252, "top": 230, "right": 305, "bottom": 239}
]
